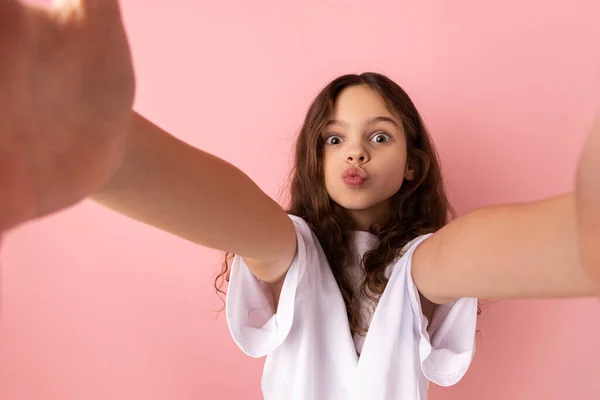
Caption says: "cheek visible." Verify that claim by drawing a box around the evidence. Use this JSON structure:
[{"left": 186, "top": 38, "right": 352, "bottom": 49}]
[
  {"left": 378, "top": 155, "right": 408, "bottom": 192},
  {"left": 379, "top": 172, "right": 404, "bottom": 196},
  {"left": 322, "top": 153, "right": 337, "bottom": 186},
  {"left": 323, "top": 168, "right": 338, "bottom": 198}
]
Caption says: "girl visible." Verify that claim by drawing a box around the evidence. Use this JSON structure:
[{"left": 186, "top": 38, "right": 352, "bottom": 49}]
[{"left": 1, "top": 1, "right": 599, "bottom": 399}]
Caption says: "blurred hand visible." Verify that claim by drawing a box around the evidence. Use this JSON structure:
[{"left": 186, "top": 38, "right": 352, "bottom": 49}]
[{"left": 0, "top": 0, "right": 135, "bottom": 232}]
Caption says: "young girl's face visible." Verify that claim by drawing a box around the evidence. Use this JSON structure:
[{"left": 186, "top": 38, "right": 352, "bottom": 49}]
[{"left": 322, "top": 85, "right": 415, "bottom": 230}]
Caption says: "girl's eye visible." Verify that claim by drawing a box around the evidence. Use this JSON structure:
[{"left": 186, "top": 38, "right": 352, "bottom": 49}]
[
  {"left": 371, "top": 132, "right": 390, "bottom": 144},
  {"left": 325, "top": 135, "right": 343, "bottom": 145}
]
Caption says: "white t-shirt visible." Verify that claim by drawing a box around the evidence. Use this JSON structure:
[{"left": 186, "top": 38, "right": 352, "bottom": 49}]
[{"left": 226, "top": 215, "right": 478, "bottom": 400}]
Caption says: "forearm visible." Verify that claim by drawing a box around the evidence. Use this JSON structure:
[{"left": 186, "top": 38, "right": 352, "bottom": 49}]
[
  {"left": 91, "top": 112, "right": 295, "bottom": 262},
  {"left": 575, "top": 112, "right": 600, "bottom": 291}
]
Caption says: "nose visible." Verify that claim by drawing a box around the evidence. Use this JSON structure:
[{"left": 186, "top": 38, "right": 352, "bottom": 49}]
[{"left": 346, "top": 146, "right": 369, "bottom": 164}]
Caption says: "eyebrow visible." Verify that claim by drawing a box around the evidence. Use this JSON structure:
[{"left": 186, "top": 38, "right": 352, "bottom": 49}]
[{"left": 325, "top": 116, "right": 400, "bottom": 128}]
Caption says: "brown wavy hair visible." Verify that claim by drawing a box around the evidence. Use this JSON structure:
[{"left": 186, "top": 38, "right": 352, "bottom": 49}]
[{"left": 216, "top": 72, "right": 461, "bottom": 336}]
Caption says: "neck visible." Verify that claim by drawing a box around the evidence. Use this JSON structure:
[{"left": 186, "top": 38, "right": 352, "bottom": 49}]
[{"left": 346, "top": 201, "right": 391, "bottom": 231}]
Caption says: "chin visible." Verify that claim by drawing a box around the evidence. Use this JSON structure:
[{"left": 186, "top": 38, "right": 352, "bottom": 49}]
[{"left": 330, "top": 194, "right": 381, "bottom": 212}]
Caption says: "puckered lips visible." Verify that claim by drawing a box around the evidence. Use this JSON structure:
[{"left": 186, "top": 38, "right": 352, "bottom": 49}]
[{"left": 342, "top": 167, "right": 368, "bottom": 187}]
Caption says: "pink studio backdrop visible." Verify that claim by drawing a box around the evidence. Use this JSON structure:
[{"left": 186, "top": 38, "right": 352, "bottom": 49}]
[{"left": 2, "top": 1, "right": 599, "bottom": 399}]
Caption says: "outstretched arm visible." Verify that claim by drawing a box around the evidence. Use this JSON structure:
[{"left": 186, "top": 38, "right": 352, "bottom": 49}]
[
  {"left": 413, "top": 113, "right": 600, "bottom": 304},
  {"left": 92, "top": 113, "right": 297, "bottom": 284},
  {"left": 0, "top": 0, "right": 135, "bottom": 233},
  {"left": 0, "top": 0, "right": 296, "bottom": 286}
]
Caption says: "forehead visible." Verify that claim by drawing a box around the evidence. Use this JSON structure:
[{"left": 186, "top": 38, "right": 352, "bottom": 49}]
[{"left": 330, "top": 85, "right": 397, "bottom": 123}]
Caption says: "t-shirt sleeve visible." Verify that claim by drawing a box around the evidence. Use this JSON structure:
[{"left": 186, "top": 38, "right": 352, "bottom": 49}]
[
  {"left": 225, "top": 215, "right": 312, "bottom": 358},
  {"left": 404, "top": 234, "right": 478, "bottom": 387}
]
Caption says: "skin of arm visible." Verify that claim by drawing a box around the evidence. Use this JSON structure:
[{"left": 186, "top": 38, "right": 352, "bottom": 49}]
[
  {"left": 92, "top": 113, "right": 298, "bottom": 285},
  {"left": 413, "top": 113, "right": 600, "bottom": 304}
]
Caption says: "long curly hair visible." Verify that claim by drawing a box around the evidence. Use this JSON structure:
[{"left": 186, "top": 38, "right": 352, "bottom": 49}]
[{"left": 216, "top": 72, "right": 458, "bottom": 336}]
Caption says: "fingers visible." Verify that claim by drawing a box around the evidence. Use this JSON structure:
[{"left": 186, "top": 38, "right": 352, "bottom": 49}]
[
  {"left": 79, "top": 0, "right": 123, "bottom": 13},
  {"left": 52, "top": 0, "right": 123, "bottom": 18},
  {"left": 49, "top": 0, "right": 126, "bottom": 42}
]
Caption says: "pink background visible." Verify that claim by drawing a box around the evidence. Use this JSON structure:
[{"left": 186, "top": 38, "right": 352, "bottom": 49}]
[{"left": 2, "top": 0, "right": 600, "bottom": 399}]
